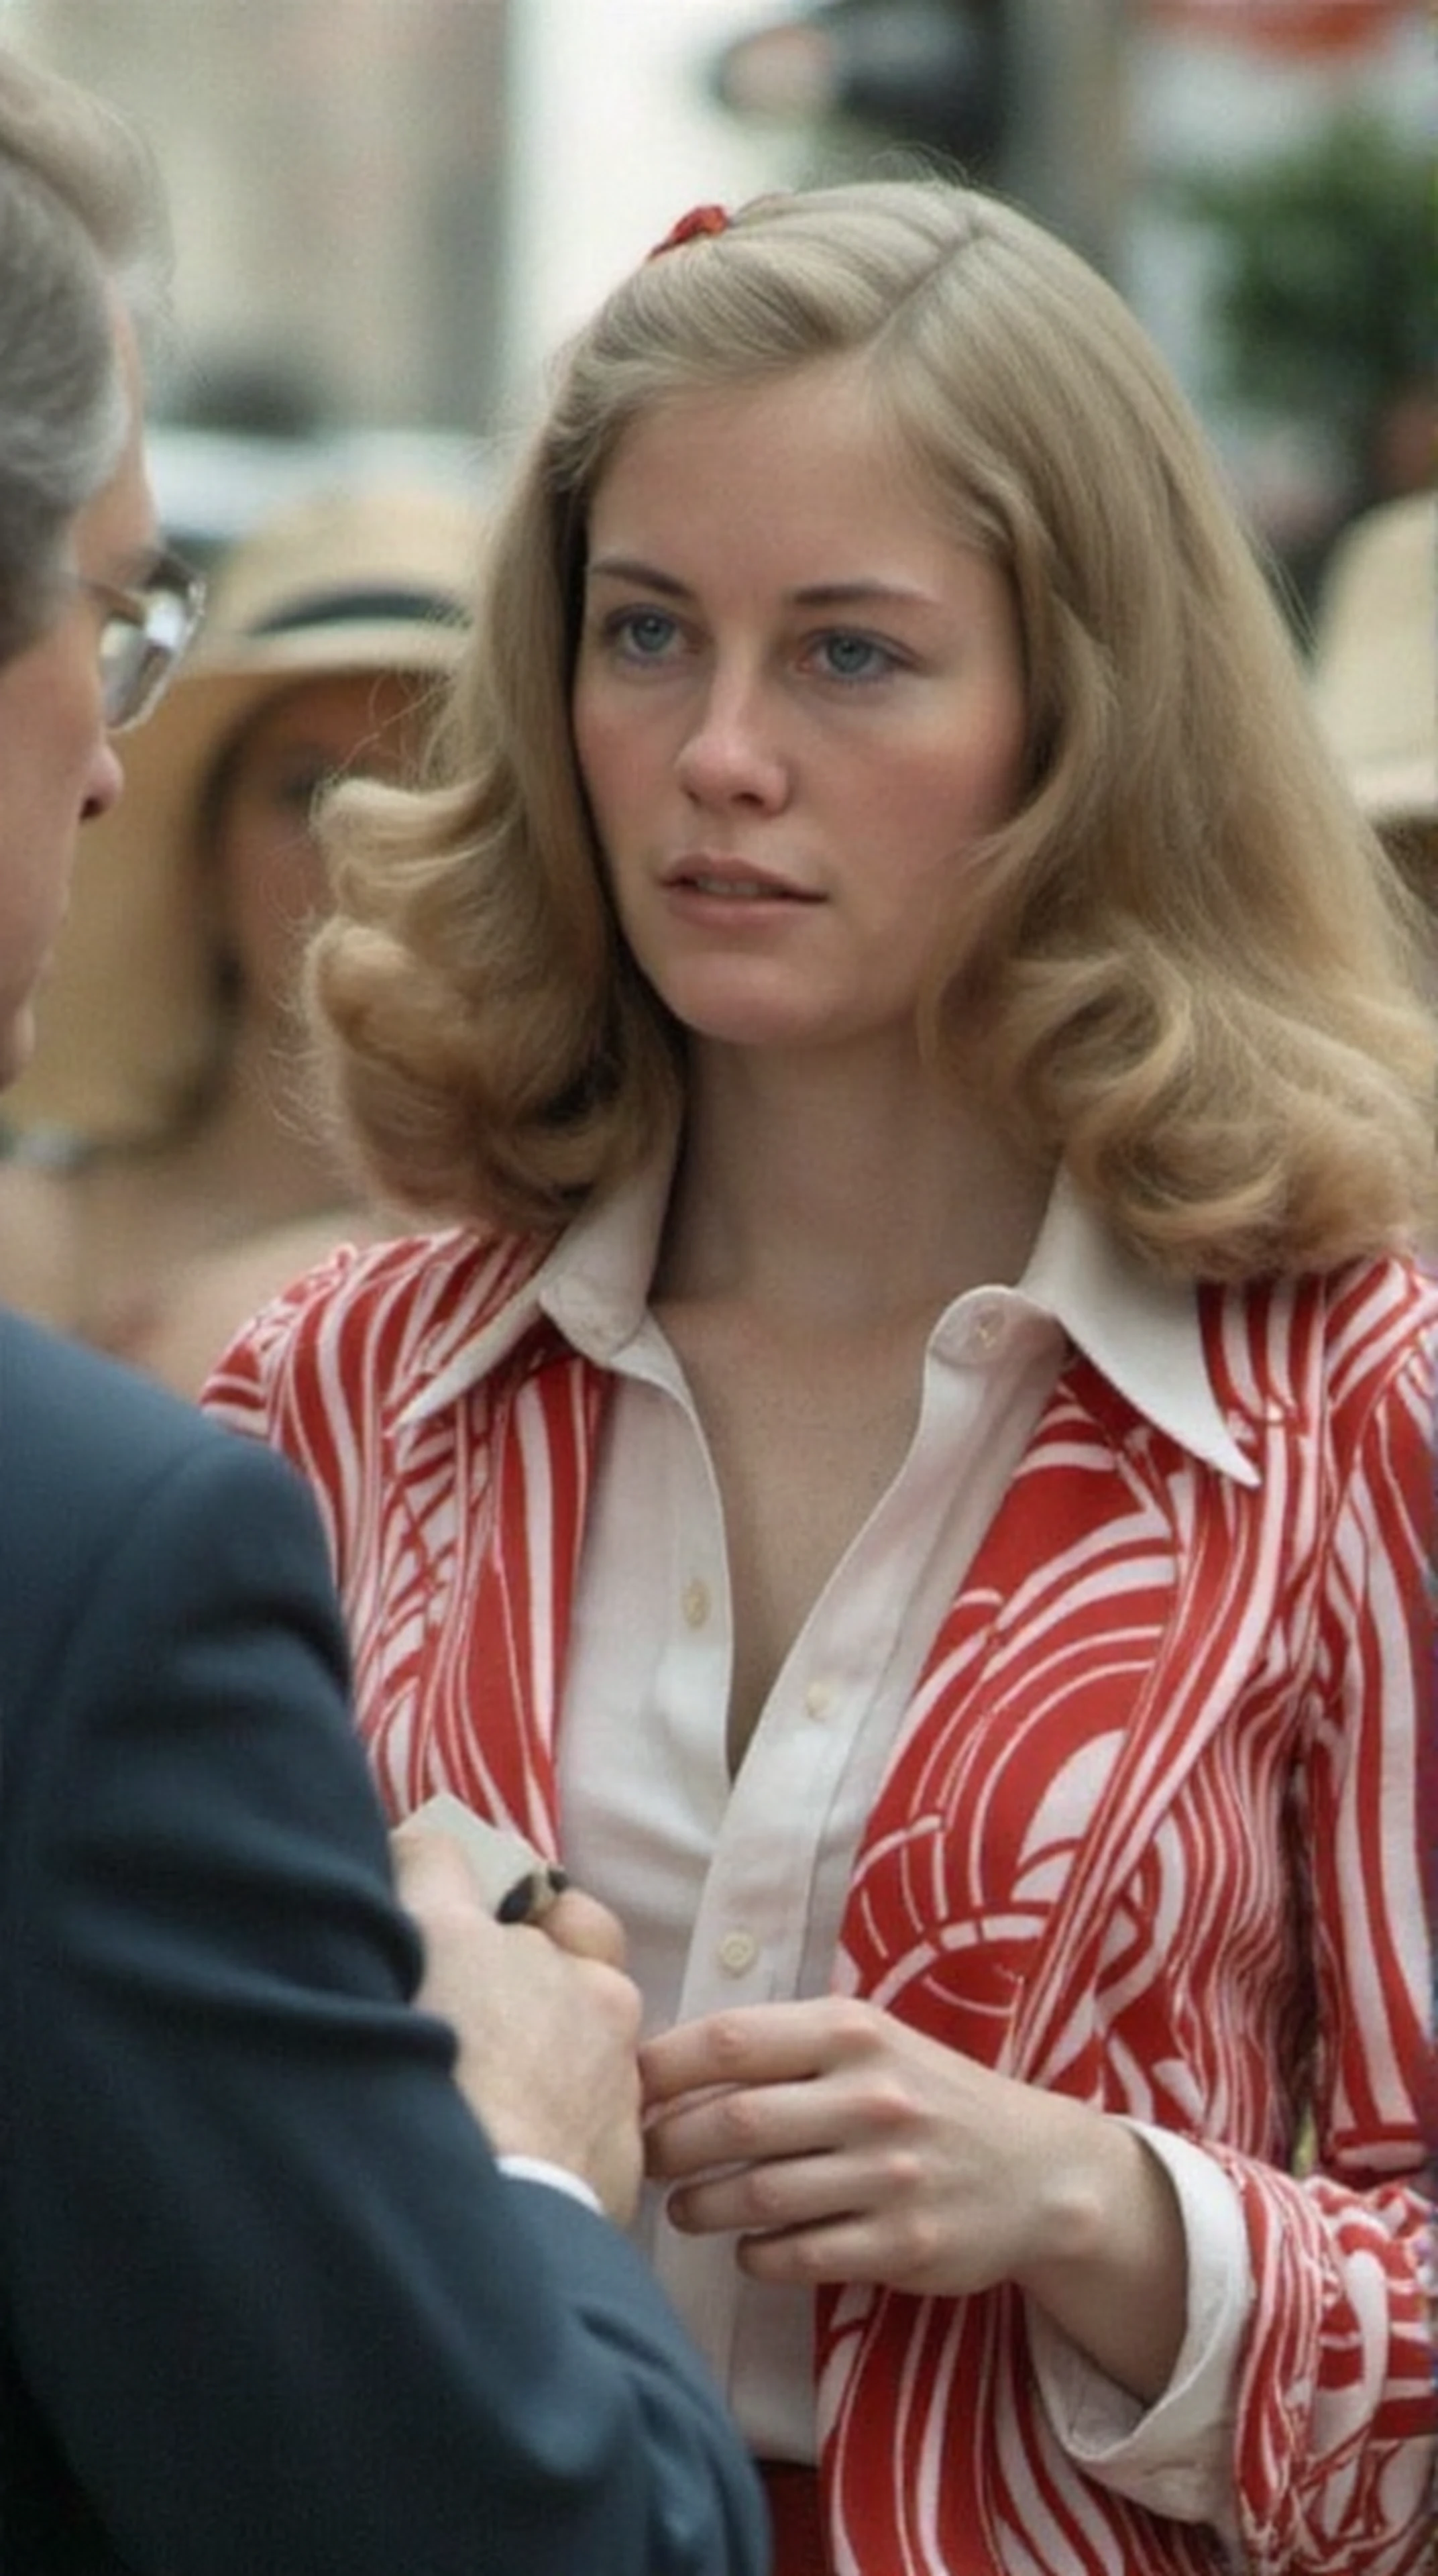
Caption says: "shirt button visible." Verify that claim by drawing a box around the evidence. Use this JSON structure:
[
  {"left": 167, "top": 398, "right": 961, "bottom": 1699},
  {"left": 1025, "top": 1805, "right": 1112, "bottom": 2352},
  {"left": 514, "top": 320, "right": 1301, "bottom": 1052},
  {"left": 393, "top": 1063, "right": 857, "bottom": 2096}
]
[
  {"left": 718, "top": 1929, "right": 758, "bottom": 1976},
  {"left": 804, "top": 1678, "right": 834, "bottom": 1719},
  {"left": 681, "top": 1577, "right": 711, "bottom": 1629}
]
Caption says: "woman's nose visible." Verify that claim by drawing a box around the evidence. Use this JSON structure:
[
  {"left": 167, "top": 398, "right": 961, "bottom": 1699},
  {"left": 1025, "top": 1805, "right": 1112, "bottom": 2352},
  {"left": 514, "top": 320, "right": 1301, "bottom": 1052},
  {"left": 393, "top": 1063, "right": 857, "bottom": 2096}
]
[{"left": 675, "top": 672, "right": 789, "bottom": 810}]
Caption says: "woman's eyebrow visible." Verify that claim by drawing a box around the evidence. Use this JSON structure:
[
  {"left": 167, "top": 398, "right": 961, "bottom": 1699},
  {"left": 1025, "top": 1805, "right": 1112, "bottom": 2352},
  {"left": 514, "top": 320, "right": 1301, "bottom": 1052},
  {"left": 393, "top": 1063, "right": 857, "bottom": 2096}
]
[
  {"left": 584, "top": 555, "right": 689, "bottom": 596},
  {"left": 789, "top": 579, "right": 941, "bottom": 612},
  {"left": 585, "top": 557, "right": 941, "bottom": 615}
]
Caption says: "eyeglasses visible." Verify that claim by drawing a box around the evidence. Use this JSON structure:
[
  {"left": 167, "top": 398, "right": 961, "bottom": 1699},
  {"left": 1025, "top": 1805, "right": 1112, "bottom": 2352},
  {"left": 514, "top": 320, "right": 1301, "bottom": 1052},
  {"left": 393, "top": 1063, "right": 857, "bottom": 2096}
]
[{"left": 80, "top": 546, "right": 207, "bottom": 733}]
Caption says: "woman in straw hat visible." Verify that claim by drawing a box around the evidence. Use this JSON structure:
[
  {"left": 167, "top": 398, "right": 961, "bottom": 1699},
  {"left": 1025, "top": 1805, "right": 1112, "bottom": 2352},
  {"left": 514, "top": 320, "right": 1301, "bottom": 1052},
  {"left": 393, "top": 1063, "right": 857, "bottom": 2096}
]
[
  {"left": 0, "top": 478, "right": 480, "bottom": 1387},
  {"left": 1309, "top": 491, "right": 1438, "bottom": 1269},
  {"left": 1309, "top": 488, "right": 1437, "bottom": 896}
]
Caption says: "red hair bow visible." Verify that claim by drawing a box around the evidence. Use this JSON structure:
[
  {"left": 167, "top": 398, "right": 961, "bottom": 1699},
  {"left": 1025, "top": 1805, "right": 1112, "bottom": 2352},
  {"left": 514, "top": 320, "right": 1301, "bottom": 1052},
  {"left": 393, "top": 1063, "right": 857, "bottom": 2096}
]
[{"left": 647, "top": 203, "right": 731, "bottom": 260}]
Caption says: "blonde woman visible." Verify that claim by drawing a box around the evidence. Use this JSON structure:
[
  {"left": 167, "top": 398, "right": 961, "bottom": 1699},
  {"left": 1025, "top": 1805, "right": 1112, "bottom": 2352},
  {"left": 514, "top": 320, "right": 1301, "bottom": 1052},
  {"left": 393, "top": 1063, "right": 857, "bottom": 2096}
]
[{"left": 208, "top": 180, "right": 1438, "bottom": 2576}]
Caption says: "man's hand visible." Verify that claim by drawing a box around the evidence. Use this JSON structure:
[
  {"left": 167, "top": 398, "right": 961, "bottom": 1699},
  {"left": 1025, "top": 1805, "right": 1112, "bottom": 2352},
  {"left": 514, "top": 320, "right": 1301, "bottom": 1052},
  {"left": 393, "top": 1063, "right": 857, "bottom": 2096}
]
[{"left": 392, "top": 1821, "right": 644, "bottom": 2224}]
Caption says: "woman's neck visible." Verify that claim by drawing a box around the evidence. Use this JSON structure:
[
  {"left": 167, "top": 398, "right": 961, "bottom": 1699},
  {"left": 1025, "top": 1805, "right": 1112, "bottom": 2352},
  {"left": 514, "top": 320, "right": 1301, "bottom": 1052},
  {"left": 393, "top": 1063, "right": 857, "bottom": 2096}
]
[{"left": 657, "top": 1041, "right": 1052, "bottom": 1328}]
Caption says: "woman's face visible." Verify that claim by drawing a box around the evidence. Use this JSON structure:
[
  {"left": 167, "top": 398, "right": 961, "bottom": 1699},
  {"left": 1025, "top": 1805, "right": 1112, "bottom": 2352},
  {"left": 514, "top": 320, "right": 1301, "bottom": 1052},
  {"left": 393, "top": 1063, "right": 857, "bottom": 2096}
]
[
  {"left": 212, "top": 668, "right": 426, "bottom": 1026},
  {"left": 571, "top": 359, "right": 1029, "bottom": 1073}
]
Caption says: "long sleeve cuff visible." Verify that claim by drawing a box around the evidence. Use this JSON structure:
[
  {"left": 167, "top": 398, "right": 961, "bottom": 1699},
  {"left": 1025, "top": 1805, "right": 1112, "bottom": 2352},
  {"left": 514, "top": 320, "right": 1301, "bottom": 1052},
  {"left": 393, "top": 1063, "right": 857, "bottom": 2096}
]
[{"left": 1027, "top": 2121, "right": 1252, "bottom": 2539}]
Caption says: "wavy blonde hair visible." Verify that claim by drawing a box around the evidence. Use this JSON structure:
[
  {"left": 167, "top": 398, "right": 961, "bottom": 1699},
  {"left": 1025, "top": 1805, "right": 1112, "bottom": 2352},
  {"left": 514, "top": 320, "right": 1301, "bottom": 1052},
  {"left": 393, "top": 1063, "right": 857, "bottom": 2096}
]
[{"left": 309, "top": 177, "right": 1437, "bottom": 1278}]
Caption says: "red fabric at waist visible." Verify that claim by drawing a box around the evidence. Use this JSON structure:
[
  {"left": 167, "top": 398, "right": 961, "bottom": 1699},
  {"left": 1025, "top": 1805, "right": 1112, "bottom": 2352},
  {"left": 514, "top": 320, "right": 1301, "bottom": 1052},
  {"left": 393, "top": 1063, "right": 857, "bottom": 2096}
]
[{"left": 757, "top": 2461, "right": 828, "bottom": 2576}]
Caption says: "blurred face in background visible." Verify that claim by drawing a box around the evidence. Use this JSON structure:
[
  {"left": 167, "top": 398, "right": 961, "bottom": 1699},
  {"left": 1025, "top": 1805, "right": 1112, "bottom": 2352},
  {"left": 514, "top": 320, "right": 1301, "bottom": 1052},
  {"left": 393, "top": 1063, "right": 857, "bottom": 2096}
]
[{"left": 209, "top": 668, "right": 428, "bottom": 1032}]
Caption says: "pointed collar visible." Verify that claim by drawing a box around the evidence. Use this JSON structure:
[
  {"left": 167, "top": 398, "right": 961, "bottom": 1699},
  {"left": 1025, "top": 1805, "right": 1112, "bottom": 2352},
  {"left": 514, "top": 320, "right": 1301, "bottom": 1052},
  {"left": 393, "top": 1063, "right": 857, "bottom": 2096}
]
[{"left": 400, "top": 1154, "right": 1257, "bottom": 1485}]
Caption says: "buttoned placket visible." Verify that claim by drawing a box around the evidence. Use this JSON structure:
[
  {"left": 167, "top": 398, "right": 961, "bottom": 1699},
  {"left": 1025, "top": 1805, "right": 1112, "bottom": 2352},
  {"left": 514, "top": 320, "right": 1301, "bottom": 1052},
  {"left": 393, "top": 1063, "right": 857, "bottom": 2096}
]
[{"left": 559, "top": 1289, "right": 1068, "bottom": 2444}]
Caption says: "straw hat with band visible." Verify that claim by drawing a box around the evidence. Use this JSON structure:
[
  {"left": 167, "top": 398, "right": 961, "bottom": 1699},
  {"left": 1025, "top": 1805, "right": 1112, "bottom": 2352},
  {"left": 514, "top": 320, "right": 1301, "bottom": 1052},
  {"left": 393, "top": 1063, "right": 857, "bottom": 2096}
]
[
  {"left": 1309, "top": 489, "right": 1436, "bottom": 844},
  {"left": 9, "top": 480, "right": 483, "bottom": 1150}
]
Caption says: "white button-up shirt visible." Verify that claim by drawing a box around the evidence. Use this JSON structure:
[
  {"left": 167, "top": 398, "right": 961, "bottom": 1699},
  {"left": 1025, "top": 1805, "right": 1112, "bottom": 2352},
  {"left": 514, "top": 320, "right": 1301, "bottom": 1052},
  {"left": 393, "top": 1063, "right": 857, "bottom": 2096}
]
[{"left": 428, "top": 1154, "right": 1254, "bottom": 2523}]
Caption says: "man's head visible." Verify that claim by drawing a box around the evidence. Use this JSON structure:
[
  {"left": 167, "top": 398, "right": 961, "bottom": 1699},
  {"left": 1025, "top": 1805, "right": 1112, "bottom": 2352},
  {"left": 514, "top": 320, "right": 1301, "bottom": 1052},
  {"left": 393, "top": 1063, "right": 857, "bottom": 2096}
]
[
  {"left": 0, "top": 50, "right": 182, "bottom": 1089},
  {"left": 0, "top": 51, "right": 168, "bottom": 659}
]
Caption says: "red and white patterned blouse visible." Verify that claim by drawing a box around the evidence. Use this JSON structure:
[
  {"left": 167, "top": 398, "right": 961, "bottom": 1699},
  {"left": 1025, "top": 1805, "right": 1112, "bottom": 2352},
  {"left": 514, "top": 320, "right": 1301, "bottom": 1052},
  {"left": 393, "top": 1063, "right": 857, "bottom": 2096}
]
[{"left": 206, "top": 1207, "right": 1437, "bottom": 2576}]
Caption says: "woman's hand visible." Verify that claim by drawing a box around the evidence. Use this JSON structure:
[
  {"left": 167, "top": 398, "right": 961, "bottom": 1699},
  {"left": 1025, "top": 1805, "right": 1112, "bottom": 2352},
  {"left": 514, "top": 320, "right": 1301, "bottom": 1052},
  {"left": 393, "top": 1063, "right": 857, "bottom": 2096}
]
[{"left": 641, "top": 1996, "right": 1187, "bottom": 2402}]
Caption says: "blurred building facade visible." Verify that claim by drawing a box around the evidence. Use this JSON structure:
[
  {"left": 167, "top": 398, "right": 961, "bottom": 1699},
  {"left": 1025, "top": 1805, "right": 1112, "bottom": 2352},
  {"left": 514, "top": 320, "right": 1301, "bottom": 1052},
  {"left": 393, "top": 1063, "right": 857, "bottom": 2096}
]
[
  {"left": 0, "top": 0, "right": 1429, "bottom": 581},
  {"left": 9, "top": 0, "right": 509, "bottom": 434}
]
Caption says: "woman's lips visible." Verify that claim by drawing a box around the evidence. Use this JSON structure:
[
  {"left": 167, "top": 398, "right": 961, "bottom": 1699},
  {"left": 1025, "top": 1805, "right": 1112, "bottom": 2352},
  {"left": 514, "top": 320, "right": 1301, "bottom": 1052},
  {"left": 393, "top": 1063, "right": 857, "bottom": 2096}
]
[{"left": 665, "top": 859, "right": 819, "bottom": 902}]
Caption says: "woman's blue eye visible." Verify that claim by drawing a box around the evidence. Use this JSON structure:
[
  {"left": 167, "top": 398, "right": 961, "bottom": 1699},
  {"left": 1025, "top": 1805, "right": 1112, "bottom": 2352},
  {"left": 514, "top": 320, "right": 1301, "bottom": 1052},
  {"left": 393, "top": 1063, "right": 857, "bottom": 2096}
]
[
  {"left": 816, "top": 632, "right": 891, "bottom": 681},
  {"left": 614, "top": 609, "right": 678, "bottom": 659}
]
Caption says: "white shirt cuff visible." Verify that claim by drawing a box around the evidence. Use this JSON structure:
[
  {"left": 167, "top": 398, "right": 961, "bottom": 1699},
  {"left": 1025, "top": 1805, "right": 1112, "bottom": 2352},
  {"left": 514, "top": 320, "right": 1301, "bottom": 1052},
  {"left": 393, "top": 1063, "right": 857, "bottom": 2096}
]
[
  {"left": 1028, "top": 2121, "right": 1251, "bottom": 2538},
  {"left": 498, "top": 2153, "right": 604, "bottom": 2216}
]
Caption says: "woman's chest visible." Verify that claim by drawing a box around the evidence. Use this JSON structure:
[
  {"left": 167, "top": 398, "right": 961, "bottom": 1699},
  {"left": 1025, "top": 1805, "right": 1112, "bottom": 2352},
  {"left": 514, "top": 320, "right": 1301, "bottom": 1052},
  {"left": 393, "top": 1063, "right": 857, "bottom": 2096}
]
[{"left": 340, "top": 1350, "right": 1315, "bottom": 1982}]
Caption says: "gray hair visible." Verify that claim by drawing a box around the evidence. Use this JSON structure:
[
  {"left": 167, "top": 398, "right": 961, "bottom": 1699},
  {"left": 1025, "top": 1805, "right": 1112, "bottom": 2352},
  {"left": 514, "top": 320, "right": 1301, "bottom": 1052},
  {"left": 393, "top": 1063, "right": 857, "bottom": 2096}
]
[{"left": 0, "top": 49, "right": 169, "bottom": 661}]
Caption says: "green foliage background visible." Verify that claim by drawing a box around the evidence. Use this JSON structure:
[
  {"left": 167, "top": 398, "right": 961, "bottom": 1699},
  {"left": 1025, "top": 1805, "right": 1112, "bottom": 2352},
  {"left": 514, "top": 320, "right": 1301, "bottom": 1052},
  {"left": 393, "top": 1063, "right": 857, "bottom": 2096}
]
[{"left": 1164, "top": 108, "right": 1431, "bottom": 458}]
